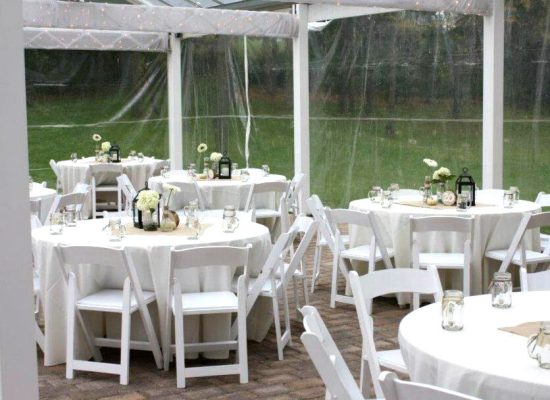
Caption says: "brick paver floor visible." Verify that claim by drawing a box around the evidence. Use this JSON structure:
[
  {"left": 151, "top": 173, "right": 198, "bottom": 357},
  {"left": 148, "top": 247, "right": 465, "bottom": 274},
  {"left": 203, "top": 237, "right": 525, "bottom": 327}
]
[{"left": 38, "top": 239, "right": 409, "bottom": 399}]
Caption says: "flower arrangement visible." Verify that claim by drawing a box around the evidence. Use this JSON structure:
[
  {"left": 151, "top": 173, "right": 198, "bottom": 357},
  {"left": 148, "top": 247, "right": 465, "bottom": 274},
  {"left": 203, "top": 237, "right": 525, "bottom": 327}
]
[
  {"left": 136, "top": 190, "right": 160, "bottom": 212},
  {"left": 197, "top": 143, "right": 208, "bottom": 153},
  {"left": 210, "top": 152, "right": 223, "bottom": 163},
  {"left": 432, "top": 167, "right": 455, "bottom": 184},
  {"left": 162, "top": 183, "right": 181, "bottom": 207},
  {"left": 101, "top": 141, "right": 111, "bottom": 153}
]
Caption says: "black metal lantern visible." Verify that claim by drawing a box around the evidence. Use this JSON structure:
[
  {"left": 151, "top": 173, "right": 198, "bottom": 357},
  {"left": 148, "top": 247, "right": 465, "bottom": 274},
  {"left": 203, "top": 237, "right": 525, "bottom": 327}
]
[
  {"left": 109, "top": 143, "right": 121, "bottom": 163},
  {"left": 132, "top": 182, "right": 162, "bottom": 228},
  {"left": 455, "top": 167, "right": 476, "bottom": 206},
  {"left": 218, "top": 151, "right": 232, "bottom": 180}
]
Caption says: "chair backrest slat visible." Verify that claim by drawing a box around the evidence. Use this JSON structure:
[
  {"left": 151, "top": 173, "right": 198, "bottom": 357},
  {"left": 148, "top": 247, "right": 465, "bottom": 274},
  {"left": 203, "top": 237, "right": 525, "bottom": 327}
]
[
  {"left": 163, "top": 180, "right": 204, "bottom": 210},
  {"left": 410, "top": 216, "right": 474, "bottom": 234},
  {"left": 90, "top": 164, "right": 123, "bottom": 186},
  {"left": 244, "top": 181, "right": 289, "bottom": 212},
  {"left": 170, "top": 246, "right": 250, "bottom": 271},
  {"left": 117, "top": 174, "right": 137, "bottom": 212},
  {"left": 535, "top": 192, "right": 550, "bottom": 207},
  {"left": 520, "top": 266, "right": 550, "bottom": 292},
  {"left": 282, "top": 217, "right": 318, "bottom": 283}
]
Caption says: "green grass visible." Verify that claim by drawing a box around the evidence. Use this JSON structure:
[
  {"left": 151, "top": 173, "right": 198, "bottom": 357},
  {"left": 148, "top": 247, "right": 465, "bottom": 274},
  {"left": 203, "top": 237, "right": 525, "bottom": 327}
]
[{"left": 27, "top": 92, "right": 550, "bottom": 208}]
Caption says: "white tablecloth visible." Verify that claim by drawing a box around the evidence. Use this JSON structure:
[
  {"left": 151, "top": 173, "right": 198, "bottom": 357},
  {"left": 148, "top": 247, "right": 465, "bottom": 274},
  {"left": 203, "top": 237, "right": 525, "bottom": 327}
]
[
  {"left": 29, "top": 183, "right": 56, "bottom": 224},
  {"left": 399, "top": 292, "right": 550, "bottom": 400},
  {"left": 32, "top": 218, "right": 272, "bottom": 366},
  {"left": 58, "top": 157, "right": 163, "bottom": 218},
  {"left": 149, "top": 169, "right": 287, "bottom": 210},
  {"left": 349, "top": 198, "right": 541, "bottom": 297}
]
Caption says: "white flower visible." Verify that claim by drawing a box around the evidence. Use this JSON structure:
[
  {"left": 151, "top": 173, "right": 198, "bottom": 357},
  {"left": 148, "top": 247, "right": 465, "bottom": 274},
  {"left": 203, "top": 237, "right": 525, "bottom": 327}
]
[
  {"left": 433, "top": 167, "right": 451, "bottom": 181},
  {"left": 197, "top": 143, "right": 208, "bottom": 153},
  {"left": 136, "top": 190, "right": 160, "bottom": 211},
  {"left": 162, "top": 183, "right": 181, "bottom": 193},
  {"left": 423, "top": 158, "right": 438, "bottom": 168},
  {"left": 92, "top": 133, "right": 102, "bottom": 142},
  {"left": 210, "top": 152, "right": 223, "bottom": 163},
  {"left": 101, "top": 141, "right": 111, "bottom": 152}
]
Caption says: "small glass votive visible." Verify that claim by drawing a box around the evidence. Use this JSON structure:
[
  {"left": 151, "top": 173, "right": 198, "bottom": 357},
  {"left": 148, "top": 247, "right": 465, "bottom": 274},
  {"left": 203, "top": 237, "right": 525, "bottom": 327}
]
[
  {"left": 381, "top": 190, "right": 393, "bottom": 208},
  {"left": 63, "top": 208, "right": 77, "bottom": 227},
  {"left": 369, "top": 186, "right": 382, "bottom": 203},
  {"left": 503, "top": 191, "right": 514, "bottom": 208},
  {"left": 240, "top": 169, "right": 250, "bottom": 182},
  {"left": 107, "top": 218, "right": 126, "bottom": 242},
  {"left": 442, "top": 290, "right": 464, "bottom": 331},
  {"left": 491, "top": 271, "right": 512, "bottom": 308},
  {"left": 49, "top": 212, "right": 64, "bottom": 235},
  {"left": 232, "top": 163, "right": 240, "bottom": 178},
  {"left": 510, "top": 186, "right": 520, "bottom": 203},
  {"left": 262, "top": 164, "right": 270, "bottom": 177},
  {"left": 456, "top": 193, "right": 470, "bottom": 212}
]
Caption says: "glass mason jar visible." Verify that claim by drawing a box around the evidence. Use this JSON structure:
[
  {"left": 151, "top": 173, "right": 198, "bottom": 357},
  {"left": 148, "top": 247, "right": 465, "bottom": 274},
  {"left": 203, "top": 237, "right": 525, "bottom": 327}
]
[
  {"left": 49, "top": 212, "right": 64, "bottom": 235},
  {"left": 456, "top": 193, "right": 470, "bottom": 212},
  {"left": 528, "top": 321, "right": 550, "bottom": 369},
  {"left": 442, "top": 290, "right": 464, "bottom": 331},
  {"left": 63, "top": 207, "right": 77, "bottom": 227},
  {"left": 381, "top": 190, "right": 393, "bottom": 208},
  {"left": 222, "top": 205, "right": 240, "bottom": 233},
  {"left": 107, "top": 218, "right": 126, "bottom": 241},
  {"left": 503, "top": 191, "right": 514, "bottom": 208},
  {"left": 232, "top": 163, "right": 240, "bottom": 178},
  {"left": 490, "top": 271, "right": 512, "bottom": 308},
  {"left": 142, "top": 210, "right": 157, "bottom": 231},
  {"left": 240, "top": 169, "right": 250, "bottom": 182},
  {"left": 436, "top": 182, "right": 446, "bottom": 204},
  {"left": 509, "top": 186, "right": 520, "bottom": 203}
]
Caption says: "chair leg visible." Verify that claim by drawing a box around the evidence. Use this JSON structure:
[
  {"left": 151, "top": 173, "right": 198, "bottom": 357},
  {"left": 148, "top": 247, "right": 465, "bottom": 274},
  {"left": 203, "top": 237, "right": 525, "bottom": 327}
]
[
  {"left": 359, "top": 357, "right": 372, "bottom": 399},
  {"left": 119, "top": 299, "right": 131, "bottom": 385},
  {"left": 271, "top": 293, "right": 284, "bottom": 361},
  {"left": 311, "top": 244, "right": 322, "bottom": 293},
  {"left": 66, "top": 276, "right": 76, "bottom": 380},
  {"left": 238, "top": 298, "right": 248, "bottom": 383},
  {"left": 463, "top": 265, "right": 470, "bottom": 297},
  {"left": 293, "top": 276, "right": 300, "bottom": 319},
  {"left": 175, "top": 312, "right": 186, "bottom": 388},
  {"left": 282, "top": 285, "right": 292, "bottom": 347},
  {"left": 330, "top": 252, "right": 339, "bottom": 309}
]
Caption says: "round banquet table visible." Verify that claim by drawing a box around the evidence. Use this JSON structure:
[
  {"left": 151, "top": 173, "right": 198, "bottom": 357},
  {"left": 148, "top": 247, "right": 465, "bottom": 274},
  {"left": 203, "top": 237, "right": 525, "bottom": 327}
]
[
  {"left": 58, "top": 157, "right": 163, "bottom": 218},
  {"left": 349, "top": 197, "right": 541, "bottom": 298},
  {"left": 29, "top": 183, "right": 56, "bottom": 224},
  {"left": 148, "top": 168, "right": 287, "bottom": 210},
  {"left": 32, "top": 217, "right": 272, "bottom": 366},
  {"left": 399, "top": 291, "right": 550, "bottom": 400}
]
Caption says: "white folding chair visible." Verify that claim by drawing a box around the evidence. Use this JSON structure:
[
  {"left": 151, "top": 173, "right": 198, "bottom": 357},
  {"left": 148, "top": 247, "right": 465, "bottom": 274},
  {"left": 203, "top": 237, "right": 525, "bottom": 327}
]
[
  {"left": 485, "top": 212, "right": 550, "bottom": 273},
  {"left": 411, "top": 216, "right": 473, "bottom": 297},
  {"left": 116, "top": 174, "right": 137, "bottom": 216},
  {"left": 30, "top": 198, "right": 42, "bottom": 230},
  {"left": 163, "top": 180, "right": 204, "bottom": 211},
  {"left": 47, "top": 183, "right": 90, "bottom": 223},
  {"left": 90, "top": 163, "right": 124, "bottom": 219},
  {"left": 349, "top": 266, "right": 443, "bottom": 399},
  {"left": 29, "top": 219, "right": 44, "bottom": 352},
  {"left": 379, "top": 371, "right": 482, "bottom": 400},
  {"left": 244, "top": 181, "right": 289, "bottom": 238},
  {"left": 535, "top": 192, "right": 550, "bottom": 251},
  {"left": 286, "top": 173, "right": 306, "bottom": 215},
  {"left": 49, "top": 159, "right": 62, "bottom": 192},
  {"left": 165, "top": 245, "right": 250, "bottom": 388},
  {"left": 520, "top": 266, "right": 550, "bottom": 292},
  {"left": 232, "top": 228, "right": 298, "bottom": 360},
  {"left": 307, "top": 195, "right": 350, "bottom": 294},
  {"left": 57, "top": 245, "right": 162, "bottom": 385},
  {"left": 326, "top": 208, "right": 395, "bottom": 308},
  {"left": 300, "top": 306, "right": 366, "bottom": 400}
]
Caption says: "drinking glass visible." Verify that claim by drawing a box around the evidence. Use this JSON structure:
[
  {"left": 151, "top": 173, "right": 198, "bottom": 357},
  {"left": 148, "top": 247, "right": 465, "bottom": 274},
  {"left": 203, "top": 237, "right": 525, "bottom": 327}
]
[
  {"left": 137, "top": 152, "right": 145, "bottom": 162},
  {"left": 456, "top": 193, "right": 470, "bottom": 211},
  {"left": 129, "top": 150, "right": 137, "bottom": 160},
  {"left": 262, "top": 164, "right": 270, "bottom": 177},
  {"left": 490, "top": 271, "right": 512, "bottom": 308},
  {"left": 49, "top": 212, "right": 64, "bottom": 235},
  {"left": 63, "top": 208, "right": 77, "bottom": 227},
  {"left": 240, "top": 169, "right": 250, "bottom": 182},
  {"left": 107, "top": 218, "right": 126, "bottom": 242},
  {"left": 509, "top": 186, "right": 520, "bottom": 203},
  {"left": 503, "top": 191, "right": 514, "bottom": 208},
  {"left": 441, "top": 290, "right": 464, "bottom": 331},
  {"left": 186, "top": 216, "right": 201, "bottom": 240},
  {"left": 70, "top": 152, "right": 78, "bottom": 163},
  {"left": 161, "top": 165, "right": 170, "bottom": 178},
  {"left": 232, "top": 163, "right": 240, "bottom": 178},
  {"left": 388, "top": 183, "right": 400, "bottom": 199},
  {"left": 381, "top": 191, "right": 393, "bottom": 208},
  {"left": 222, "top": 205, "right": 240, "bottom": 233},
  {"left": 369, "top": 186, "right": 382, "bottom": 203}
]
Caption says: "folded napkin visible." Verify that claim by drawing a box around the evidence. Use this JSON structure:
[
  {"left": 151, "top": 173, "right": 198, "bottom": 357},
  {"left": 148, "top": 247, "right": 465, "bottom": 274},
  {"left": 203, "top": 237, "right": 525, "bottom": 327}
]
[{"left": 499, "top": 321, "right": 542, "bottom": 338}]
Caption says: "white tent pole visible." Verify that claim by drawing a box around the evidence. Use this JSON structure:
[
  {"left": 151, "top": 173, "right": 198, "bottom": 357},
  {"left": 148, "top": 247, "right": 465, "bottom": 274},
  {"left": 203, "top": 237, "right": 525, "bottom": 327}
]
[
  {"left": 293, "top": 4, "right": 310, "bottom": 212},
  {"left": 482, "top": 0, "right": 504, "bottom": 189},
  {"left": 0, "top": 1, "right": 39, "bottom": 398},
  {"left": 167, "top": 33, "right": 183, "bottom": 170}
]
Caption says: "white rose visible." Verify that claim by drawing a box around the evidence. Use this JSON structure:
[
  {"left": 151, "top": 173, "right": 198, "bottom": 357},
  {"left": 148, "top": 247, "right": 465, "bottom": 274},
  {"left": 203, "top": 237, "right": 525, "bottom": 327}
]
[{"left": 210, "top": 152, "right": 223, "bottom": 163}]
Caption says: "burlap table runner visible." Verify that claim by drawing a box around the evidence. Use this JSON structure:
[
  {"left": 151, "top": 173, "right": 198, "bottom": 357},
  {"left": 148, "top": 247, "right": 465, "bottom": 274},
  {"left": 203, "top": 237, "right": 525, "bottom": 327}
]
[
  {"left": 398, "top": 200, "right": 493, "bottom": 209},
  {"left": 499, "top": 321, "right": 542, "bottom": 338},
  {"left": 124, "top": 222, "right": 214, "bottom": 236}
]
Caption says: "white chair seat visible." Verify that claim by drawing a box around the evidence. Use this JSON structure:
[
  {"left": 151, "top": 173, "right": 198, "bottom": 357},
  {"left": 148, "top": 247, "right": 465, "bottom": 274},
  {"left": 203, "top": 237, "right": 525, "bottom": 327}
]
[
  {"left": 172, "top": 291, "right": 238, "bottom": 315},
  {"left": 377, "top": 349, "right": 408, "bottom": 374},
  {"left": 319, "top": 234, "right": 350, "bottom": 247},
  {"left": 341, "top": 245, "right": 395, "bottom": 262},
  {"left": 418, "top": 253, "right": 465, "bottom": 268},
  {"left": 255, "top": 209, "right": 280, "bottom": 219},
  {"left": 485, "top": 249, "right": 550, "bottom": 264},
  {"left": 77, "top": 289, "right": 156, "bottom": 313}
]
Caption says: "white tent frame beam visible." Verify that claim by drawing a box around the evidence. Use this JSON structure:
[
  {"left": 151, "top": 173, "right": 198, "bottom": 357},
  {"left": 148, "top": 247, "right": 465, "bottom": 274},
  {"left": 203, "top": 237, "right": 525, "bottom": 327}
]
[
  {"left": 308, "top": 5, "right": 400, "bottom": 22},
  {"left": 22, "top": 0, "right": 299, "bottom": 38}
]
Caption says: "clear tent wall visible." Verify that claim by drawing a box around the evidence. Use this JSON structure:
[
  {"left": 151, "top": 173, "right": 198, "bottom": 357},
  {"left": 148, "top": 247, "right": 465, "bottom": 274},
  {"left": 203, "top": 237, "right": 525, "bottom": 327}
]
[{"left": 26, "top": 0, "right": 549, "bottom": 207}]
